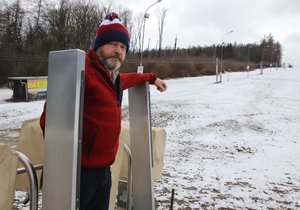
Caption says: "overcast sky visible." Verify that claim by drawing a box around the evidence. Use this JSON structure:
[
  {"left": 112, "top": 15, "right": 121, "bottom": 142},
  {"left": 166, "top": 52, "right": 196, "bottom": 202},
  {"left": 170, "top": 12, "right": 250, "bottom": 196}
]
[{"left": 117, "top": 0, "right": 300, "bottom": 67}]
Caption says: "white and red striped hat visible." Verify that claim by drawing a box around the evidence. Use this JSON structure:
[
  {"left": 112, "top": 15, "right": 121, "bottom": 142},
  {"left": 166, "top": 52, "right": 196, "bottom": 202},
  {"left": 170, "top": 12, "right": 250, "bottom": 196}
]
[{"left": 93, "top": 12, "right": 130, "bottom": 53}]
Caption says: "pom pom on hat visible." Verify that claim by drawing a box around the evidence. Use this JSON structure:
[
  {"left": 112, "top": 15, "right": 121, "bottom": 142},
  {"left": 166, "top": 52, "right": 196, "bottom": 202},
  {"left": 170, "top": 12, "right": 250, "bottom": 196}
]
[{"left": 93, "top": 12, "right": 130, "bottom": 53}]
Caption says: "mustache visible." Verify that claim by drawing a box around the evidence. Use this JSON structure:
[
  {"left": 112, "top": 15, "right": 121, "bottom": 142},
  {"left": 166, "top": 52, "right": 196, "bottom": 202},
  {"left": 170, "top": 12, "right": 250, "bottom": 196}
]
[{"left": 110, "top": 53, "right": 122, "bottom": 60}]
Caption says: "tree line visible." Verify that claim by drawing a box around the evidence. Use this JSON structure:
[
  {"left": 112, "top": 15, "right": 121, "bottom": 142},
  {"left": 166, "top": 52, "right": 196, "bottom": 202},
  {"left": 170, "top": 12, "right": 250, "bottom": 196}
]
[{"left": 0, "top": 0, "right": 282, "bottom": 84}]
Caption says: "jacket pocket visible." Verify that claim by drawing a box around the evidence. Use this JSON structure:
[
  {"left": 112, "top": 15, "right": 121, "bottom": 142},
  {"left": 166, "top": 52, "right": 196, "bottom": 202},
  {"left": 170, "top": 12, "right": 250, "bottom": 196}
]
[{"left": 87, "top": 127, "right": 98, "bottom": 159}]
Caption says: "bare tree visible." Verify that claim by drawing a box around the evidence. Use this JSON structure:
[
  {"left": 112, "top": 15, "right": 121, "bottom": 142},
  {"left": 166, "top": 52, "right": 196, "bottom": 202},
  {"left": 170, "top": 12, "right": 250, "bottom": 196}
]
[
  {"left": 23, "top": 0, "right": 50, "bottom": 55},
  {"left": 116, "top": 7, "right": 131, "bottom": 28},
  {"left": 156, "top": 7, "right": 167, "bottom": 56},
  {"left": 0, "top": 0, "right": 25, "bottom": 54},
  {"left": 45, "top": 0, "right": 72, "bottom": 50},
  {"left": 0, "top": 2, "right": 6, "bottom": 42},
  {"left": 99, "top": 0, "right": 114, "bottom": 15},
  {"left": 0, "top": 0, "right": 26, "bottom": 81},
  {"left": 128, "top": 13, "right": 143, "bottom": 54},
  {"left": 68, "top": 0, "right": 103, "bottom": 50}
]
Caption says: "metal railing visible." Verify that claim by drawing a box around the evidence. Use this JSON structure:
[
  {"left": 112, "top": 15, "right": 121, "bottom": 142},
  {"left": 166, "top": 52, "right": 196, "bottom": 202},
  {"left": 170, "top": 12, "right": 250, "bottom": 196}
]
[
  {"left": 16, "top": 151, "right": 40, "bottom": 210},
  {"left": 15, "top": 145, "right": 132, "bottom": 210}
]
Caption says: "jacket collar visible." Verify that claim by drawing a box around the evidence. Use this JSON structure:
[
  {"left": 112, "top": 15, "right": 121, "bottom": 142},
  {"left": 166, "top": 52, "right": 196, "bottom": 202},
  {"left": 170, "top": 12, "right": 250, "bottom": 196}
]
[{"left": 87, "top": 49, "right": 123, "bottom": 107}]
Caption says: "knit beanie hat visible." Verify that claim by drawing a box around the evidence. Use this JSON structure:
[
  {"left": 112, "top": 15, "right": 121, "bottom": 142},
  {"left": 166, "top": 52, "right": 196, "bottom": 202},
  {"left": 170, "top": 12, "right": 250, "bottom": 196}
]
[{"left": 93, "top": 12, "right": 130, "bottom": 53}]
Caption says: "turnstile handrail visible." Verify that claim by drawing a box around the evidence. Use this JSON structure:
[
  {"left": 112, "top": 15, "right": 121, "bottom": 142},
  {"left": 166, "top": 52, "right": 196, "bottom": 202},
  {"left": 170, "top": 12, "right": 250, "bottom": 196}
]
[
  {"left": 15, "top": 146, "right": 132, "bottom": 210},
  {"left": 16, "top": 151, "right": 39, "bottom": 210},
  {"left": 17, "top": 164, "right": 43, "bottom": 174}
]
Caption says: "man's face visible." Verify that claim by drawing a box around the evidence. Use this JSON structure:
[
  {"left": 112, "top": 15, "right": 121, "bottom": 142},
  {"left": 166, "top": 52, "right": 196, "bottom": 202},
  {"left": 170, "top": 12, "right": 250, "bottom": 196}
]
[{"left": 96, "top": 41, "right": 127, "bottom": 71}]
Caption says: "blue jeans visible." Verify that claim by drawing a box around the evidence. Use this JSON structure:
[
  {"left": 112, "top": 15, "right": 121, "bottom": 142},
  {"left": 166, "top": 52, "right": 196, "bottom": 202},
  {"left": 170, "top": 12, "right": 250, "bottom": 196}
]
[{"left": 80, "top": 167, "right": 111, "bottom": 210}]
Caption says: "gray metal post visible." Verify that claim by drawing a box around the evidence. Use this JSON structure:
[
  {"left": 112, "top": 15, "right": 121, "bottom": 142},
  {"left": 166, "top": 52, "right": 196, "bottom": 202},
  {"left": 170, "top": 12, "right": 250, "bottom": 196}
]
[
  {"left": 43, "top": 49, "right": 85, "bottom": 210},
  {"left": 215, "top": 58, "right": 219, "bottom": 83},
  {"left": 128, "top": 82, "right": 155, "bottom": 210}
]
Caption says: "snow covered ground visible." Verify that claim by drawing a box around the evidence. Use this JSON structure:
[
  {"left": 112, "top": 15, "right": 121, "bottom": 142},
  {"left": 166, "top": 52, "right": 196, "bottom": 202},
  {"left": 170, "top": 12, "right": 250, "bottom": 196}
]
[{"left": 1, "top": 67, "right": 300, "bottom": 209}]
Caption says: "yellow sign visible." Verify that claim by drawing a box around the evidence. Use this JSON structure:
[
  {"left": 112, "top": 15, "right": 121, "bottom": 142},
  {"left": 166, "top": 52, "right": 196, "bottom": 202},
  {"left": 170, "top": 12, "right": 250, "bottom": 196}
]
[
  {"left": 37, "top": 78, "right": 47, "bottom": 89},
  {"left": 28, "top": 79, "right": 38, "bottom": 89},
  {"left": 28, "top": 79, "right": 47, "bottom": 89}
]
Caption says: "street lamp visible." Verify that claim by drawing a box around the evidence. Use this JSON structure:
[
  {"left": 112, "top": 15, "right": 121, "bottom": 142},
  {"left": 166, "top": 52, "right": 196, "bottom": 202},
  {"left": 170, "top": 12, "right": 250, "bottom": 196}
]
[
  {"left": 247, "top": 44, "right": 252, "bottom": 78},
  {"left": 247, "top": 44, "right": 252, "bottom": 66},
  {"left": 138, "top": 0, "right": 162, "bottom": 73},
  {"left": 274, "top": 47, "right": 278, "bottom": 70},
  {"left": 220, "top": 30, "right": 233, "bottom": 81}
]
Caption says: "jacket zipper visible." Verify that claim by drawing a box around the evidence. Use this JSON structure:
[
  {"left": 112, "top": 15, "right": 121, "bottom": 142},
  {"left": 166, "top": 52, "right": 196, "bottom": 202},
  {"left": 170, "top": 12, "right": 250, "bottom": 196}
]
[{"left": 87, "top": 127, "right": 98, "bottom": 159}]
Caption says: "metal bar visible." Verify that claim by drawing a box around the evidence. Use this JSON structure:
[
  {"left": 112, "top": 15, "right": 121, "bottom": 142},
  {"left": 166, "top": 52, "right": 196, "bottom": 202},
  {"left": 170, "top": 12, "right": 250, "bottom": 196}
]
[
  {"left": 170, "top": 189, "right": 175, "bottom": 210},
  {"left": 123, "top": 144, "right": 132, "bottom": 210},
  {"left": 128, "top": 82, "right": 155, "bottom": 209},
  {"left": 215, "top": 58, "right": 219, "bottom": 83},
  {"left": 43, "top": 49, "right": 85, "bottom": 210},
  {"left": 16, "top": 151, "right": 39, "bottom": 210},
  {"left": 17, "top": 164, "right": 43, "bottom": 175}
]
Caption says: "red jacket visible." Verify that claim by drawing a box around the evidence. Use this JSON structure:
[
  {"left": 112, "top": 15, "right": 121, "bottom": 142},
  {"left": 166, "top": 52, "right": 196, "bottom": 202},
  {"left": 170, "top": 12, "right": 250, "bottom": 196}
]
[{"left": 40, "top": 49, "right": 157, "bottom": 168}]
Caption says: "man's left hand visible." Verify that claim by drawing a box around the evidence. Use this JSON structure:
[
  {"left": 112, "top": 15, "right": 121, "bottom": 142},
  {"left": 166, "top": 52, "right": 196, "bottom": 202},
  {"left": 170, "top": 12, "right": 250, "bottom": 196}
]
[{"left": 153, "top": 78, "right": 167, "bottom": 92}]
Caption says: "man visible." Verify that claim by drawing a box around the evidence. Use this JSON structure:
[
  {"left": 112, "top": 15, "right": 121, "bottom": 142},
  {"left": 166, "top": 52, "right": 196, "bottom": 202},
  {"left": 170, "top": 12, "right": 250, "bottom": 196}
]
[{"left": 40, "top": 12, "right": 167, "bottom": 210}]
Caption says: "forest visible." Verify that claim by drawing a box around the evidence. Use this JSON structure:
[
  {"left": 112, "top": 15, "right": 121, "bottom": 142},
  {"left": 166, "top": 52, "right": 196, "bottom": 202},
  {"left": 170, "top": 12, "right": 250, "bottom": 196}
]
[{"left": 0, "top": 0, "right": 283, "bottom": 84}]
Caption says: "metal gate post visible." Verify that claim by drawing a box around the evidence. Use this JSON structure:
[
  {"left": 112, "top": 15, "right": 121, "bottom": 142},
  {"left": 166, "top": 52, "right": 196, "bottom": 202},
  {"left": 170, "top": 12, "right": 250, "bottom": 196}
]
[
  {"left": 43, "top": 49, "right": 85, "bottom": 210},
  {"left": 128, "top": 82, "right": 155, "bottom": 210}
]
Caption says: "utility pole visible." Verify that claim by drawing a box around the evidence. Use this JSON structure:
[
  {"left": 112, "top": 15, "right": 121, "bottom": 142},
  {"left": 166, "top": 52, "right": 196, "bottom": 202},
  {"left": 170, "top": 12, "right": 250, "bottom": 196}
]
[{"left": 173, "top": 35, "right": 177, "bottom": 63}]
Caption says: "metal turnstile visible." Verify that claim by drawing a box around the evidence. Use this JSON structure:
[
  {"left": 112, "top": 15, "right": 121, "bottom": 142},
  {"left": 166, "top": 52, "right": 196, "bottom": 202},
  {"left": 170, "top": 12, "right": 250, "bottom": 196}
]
[
  {"left": 43, "top": 49, "right": 85, "bottom": 210},
  {"left": 42, "top": 49, "right": 154, "bottom": 210},
  {"left": 128, "top": 82, "right": 155, "bottom": 210}
]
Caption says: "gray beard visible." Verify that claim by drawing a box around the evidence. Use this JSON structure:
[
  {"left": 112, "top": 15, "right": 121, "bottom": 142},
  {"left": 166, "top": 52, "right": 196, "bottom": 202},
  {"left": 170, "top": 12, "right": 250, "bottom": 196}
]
[{"left": 100, "top": 57, "right": 121, "bottom": 71}]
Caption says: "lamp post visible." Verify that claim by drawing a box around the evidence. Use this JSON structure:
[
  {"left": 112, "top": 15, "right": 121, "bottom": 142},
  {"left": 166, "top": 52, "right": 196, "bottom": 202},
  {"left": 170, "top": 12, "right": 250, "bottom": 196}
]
[
  {"left": 247, "top": 44, "right": 252, "bottom": 78},
  {"left": 275, "top": 47, "right": 278, "bottom": 70},
  {"left": 138, "top": 0, "right": 162, "bottom": 73},
  {"left": 220, "top": 30, "right": 233, "bottom": 82}
]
